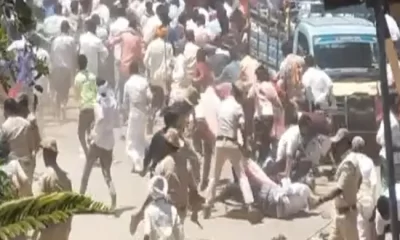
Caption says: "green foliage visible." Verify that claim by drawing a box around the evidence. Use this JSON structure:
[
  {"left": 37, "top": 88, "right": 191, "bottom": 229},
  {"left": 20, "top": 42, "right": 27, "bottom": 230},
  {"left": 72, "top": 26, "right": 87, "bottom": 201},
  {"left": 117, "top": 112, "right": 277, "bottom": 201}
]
[{"left": 0, "top": 192, "right": 112, "bottom": 240}]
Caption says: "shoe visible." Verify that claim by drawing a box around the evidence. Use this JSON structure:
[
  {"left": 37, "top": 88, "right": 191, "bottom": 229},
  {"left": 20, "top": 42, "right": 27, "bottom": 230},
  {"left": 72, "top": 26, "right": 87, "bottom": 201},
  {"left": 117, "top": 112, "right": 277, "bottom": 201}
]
[
  {"left": 247, "top": 205, "right": 263, "bottom": 224},
  {"left": 129, "top": 213, "right": 141, "bottom": 236}
]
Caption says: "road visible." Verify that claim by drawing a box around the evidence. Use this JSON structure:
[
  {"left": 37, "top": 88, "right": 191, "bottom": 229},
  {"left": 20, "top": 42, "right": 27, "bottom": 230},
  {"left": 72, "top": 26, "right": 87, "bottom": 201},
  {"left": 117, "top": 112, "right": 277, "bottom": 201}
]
[{"left": 34, "top": 102, "right": 335, "bottom": 240}]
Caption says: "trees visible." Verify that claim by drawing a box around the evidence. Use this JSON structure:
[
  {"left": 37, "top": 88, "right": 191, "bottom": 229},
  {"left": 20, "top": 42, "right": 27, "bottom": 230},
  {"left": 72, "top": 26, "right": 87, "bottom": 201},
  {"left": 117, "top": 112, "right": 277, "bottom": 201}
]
[{"left": 0, "top": 0, "right": 48, "bottom": 93}]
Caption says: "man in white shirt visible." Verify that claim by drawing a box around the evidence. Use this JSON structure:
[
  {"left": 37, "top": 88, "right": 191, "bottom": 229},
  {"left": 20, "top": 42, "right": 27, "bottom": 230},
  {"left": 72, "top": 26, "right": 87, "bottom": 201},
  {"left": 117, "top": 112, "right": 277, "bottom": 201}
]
[
  {"left": 375, "top": 183, "right": 400, "bottom": 240},
  {"left": 203, "top": 81, "right": 256, "bottom": 220},
  {"left": 79, "top": 18, "right": 109, "bottom": 77},
  {"left": 124, "top": 61, "right": 152, "bottom": 173},
  {"left": 385, "top": 14, "right": 400, "bottom": 42},
  {"left": 43, "top": 3, "right": 68, "bottom": 39},
  {"left": 183, "top": 31, "right": 200, "bottom": 85},
  {"left": 376, "top": 96, "right": 400, "bottom": 189},
  {"left": 79, "top": 79, "right": 118, "bottom": 210},
  {"left": 50, "top": 20, "right": 77, "bottom": 120},
  {"left": 194, "top": 14, "right": 211, "bottom": 47},
  {"left": 92, "top": 0, "right": 110, "bottom": 26},
  {"left": 142, "top": 5, "right": 163, "bottom": 46},
  {"left": 352, "top": 136, "right": 377, "bottom": 240},
  {"left": 274, "top": 114, "right": 320, "bottom": 183},
  {"left": 301, "top": 55, "right": 334, "bottom": 110}
]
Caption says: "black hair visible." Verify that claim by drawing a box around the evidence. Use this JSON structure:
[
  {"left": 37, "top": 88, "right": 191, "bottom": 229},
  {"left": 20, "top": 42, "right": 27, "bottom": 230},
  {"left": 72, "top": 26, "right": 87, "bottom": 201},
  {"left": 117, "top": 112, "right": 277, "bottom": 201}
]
[
  {"left": 96, "top": 78, "right": 106, "bottom": 87},
  {"left": 70, "top": 0, "right": 79, "bottom": 14},
  {"left": 54, "top": 2, "right": 63, "bottom": 15},
  {"left": 255, "top": 65, "right": 269, "bottom": 82},
  {"left": 85, "top": 18, "right": 97, "bottom": 33},
  {"left": 129, "top": 18, "right": 138, "bottom": 29},
  {"left": 377, "top": 196, "right": 390, "bottom": 220},
  {"left": 196, "top": 48, "right": 207, "bottom": 62},
  {"left": 78, "top": 54, "right": 88, "bottom": 70},
  {"left": 304, "top": 55, "right": 315, "bottom": 67},
  {"left": 145, "top": 1, "right": 153, "bottom": 14},
  {"left": 91, "top": 14, "right": 101, "bottom": 26},
  {"left": 60, "top": 20, "right": 70, "bottom": 33},
  {"left": 163, "top": 110, "right": 180, "bottom": 127},
  {"left": 281, "top": 40, "right": 293, "bottom": 57},
  {"left": 196, "top": 14, "right": 206, "bottom": 26},
  {"left": 17, "top": 93, "right": 29, "bottom": 108},
  {"left": 129, "top": 61, "right": 139, "bottom": 74},
  {"left": 298, "top": 114, "right": 312, "bottom": 127},
  {"left": 185, "top": 30, "right": 195, "bottom": 42},
  {"left": 4, "top": 98, "right": 19, "bottom": 115}
]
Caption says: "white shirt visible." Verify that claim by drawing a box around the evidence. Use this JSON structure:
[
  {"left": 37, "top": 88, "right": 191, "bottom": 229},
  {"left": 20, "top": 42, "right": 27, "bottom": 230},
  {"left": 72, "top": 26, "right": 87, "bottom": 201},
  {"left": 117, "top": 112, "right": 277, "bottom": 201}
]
[
  {"left": 217, "top": 96, "right": 244, "bottom": 139},
  {"left": 109, "top": 17, "right": 129, "bottom": 60},
  {"left": 91, "top": 93, "right": 118, "bottom": 150},
  {"left": 92, "top": 4, "right": 110, "bottom": 25},
  {"left": 50, "top": 33, "right": 77, "bottom": 69},
  {"left": 375, "top": 183, "right": 400, "bottom": 235},
  {"left": 143, "top": 15, "right": 162, "bottom": 45},
  {"left": 169, "top": 0, "right": 185, "bottom": 28},
  {"left": 128, "top": 0, "right": 146, "bottom": 18},
  {"left": 386, "top": 61, "right": 400, "bottom": 87},
  {"left": 302, "top": 67, "right": 333, "bottom": 108},
  {"left": 144, "top": 200, "right": 184, "bottom": 240},
  {"left": 183, "top": 41, "right": 200, "bottom": 81},
  {"left": 43, "top": 15, "right": 69, "bottom": 38},
  {"left": 186, "top": 20, "right": 198, "bottom": 32},
  {"left": 123, "top": 74, "right": 152, "bottom": 112},
  {"left": 385, "top": 14, "right": 400, "bottom": 42},
  {"left": 224, "top": 2, "right": 233, "bottom": 17},
  {"left": 79, "top": 32, "right": 108, "bottom": 75},
  {"left": 376, "top": 110, "right": 400, "bottom": 164},
  {"left": 276, "top": 125, "right": 301, "bottom": 162}
]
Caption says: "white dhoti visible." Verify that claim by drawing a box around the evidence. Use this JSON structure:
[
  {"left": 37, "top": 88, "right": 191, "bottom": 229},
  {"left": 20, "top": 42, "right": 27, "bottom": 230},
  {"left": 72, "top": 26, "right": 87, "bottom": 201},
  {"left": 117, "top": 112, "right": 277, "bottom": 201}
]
[{"left": 126, "top": 107, "right": 147, "bottom": 172}]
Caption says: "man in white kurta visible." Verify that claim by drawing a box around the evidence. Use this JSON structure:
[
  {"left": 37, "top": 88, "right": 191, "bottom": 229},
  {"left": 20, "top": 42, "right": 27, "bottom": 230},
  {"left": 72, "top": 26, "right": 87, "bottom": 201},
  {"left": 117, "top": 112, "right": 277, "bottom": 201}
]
[
  {"left": 124, "top": 62, "right": 152, "bottom": 173},
  {"left": 79, "top": 19, "right": 108, "bottom": 77}
]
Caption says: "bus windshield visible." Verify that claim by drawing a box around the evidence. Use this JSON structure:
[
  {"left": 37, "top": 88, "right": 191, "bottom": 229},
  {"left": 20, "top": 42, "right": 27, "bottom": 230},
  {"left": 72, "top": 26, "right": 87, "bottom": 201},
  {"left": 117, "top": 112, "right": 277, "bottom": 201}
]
[{"left": 313, "top": 35, "right": 377, "bottom": 69}]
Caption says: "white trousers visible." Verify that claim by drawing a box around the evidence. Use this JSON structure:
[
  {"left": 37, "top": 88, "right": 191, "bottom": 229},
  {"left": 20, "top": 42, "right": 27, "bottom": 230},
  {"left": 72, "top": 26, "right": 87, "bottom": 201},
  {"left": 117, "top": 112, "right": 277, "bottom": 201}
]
[{"left": 126, "top": 108, "right": 147, "bottom": 171}]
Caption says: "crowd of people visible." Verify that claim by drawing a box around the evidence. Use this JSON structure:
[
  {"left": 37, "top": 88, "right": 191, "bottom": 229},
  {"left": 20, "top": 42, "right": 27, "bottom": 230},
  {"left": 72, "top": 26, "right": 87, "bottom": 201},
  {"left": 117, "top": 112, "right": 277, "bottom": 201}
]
[{"left": 2, "top": 0, "right": 400, "bottom": 239}]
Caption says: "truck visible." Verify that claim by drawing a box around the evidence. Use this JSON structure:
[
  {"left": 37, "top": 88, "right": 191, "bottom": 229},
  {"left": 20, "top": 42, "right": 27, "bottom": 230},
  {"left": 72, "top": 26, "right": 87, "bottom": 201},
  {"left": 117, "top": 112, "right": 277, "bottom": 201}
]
[{"left": 248, "top": 0, "right": 381, "bottom": 159}]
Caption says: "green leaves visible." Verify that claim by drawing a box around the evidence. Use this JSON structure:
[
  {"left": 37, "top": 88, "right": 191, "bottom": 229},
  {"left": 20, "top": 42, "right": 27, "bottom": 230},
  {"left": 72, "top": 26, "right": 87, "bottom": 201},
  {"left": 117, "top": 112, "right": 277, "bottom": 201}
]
[{"left": 0, "top": 192, "right": 111, "bottom": 240}]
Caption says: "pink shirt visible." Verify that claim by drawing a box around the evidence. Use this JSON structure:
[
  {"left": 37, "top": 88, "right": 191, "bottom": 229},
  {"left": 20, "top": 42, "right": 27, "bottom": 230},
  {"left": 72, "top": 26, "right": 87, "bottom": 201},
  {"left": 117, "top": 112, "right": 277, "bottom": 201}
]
[{"left": 109, "top": 29, "right": 143, "bottom": 77}]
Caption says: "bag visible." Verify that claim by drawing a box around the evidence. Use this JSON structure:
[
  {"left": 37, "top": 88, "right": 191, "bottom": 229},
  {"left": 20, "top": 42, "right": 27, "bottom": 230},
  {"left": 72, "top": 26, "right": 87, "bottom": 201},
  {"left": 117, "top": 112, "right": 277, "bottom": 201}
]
[{"left": 152, "top": 41, "right": 172, "bottom": 90}]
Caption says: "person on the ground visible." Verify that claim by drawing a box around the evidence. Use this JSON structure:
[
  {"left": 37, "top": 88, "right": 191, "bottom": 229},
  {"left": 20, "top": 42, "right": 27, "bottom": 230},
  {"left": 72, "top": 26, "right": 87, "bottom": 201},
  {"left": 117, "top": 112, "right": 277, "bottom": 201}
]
[
  {"left": 143, "top": 175, "right": 184, "bottom": 240},
  {"left": 36, "top": 138, "right": 72, "bottom": 240},
  {"left": 79, "top": 79, "right": 118, "bottom": 209},
  {"left": 79, "top": 18, "right": 109, "bottom": 77},
  {"left": 209, "top": 158, "right": 318, "bottom": 220},
  {"left": 301, "top": 55, "right": 335, "bottom": 110},
  {"left": 124, "top": 61, "right": 152, "bottom": 173},
  {"left": 203, "top": 81, "right": 256, "bottom": 220},
  {"left": 2, "top": 98, "right": 35, "bottom": 196},
  {"left": 312, "top": 132, "right": 362, "bottom": 240},
  {"left": 50, "top": 20, "right": 77, "bottom": 120},
  {"left": 74, "top": 54, "right": 97, "bottom": 159}
]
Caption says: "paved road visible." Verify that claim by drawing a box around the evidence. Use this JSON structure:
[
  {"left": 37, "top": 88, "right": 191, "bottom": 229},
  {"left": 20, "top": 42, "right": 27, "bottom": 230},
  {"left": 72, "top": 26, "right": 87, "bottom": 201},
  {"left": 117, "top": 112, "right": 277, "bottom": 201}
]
[{"left": 35, "top": 103, "right": 334, "bottom": 240}]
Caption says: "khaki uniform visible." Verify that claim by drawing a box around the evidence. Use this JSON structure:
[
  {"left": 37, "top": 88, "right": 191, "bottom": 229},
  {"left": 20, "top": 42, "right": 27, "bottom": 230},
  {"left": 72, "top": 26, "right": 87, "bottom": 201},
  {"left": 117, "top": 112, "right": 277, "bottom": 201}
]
[
  {"left": 154, "top": 150, "right": 197, "bottom": 222},
  {"left": 329, "top": 154, "right": 362, "bottom": 240},
  {"left": 36, "top": 167, "right": 72, "bottom": 240},
  {"left": 2, "top": 116, "right": 36, "bottom": 194}
]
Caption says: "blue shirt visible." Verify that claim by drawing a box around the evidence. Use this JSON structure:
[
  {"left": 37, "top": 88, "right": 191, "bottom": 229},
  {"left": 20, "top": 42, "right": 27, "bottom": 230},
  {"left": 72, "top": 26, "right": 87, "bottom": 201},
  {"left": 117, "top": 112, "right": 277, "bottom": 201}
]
[{"left": 16, "top": 50, "right": 34, "bottom": 85}]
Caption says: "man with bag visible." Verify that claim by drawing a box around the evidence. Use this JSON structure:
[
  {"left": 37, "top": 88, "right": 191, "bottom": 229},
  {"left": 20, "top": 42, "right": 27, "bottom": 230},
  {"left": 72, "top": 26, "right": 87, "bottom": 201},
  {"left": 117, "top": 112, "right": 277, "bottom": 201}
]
[{"left": 143, "top": 25, "right": 174, "bottom": 133}]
